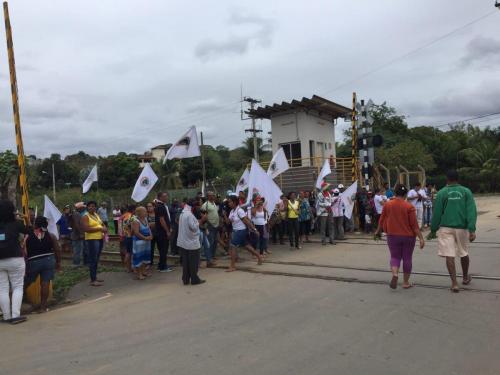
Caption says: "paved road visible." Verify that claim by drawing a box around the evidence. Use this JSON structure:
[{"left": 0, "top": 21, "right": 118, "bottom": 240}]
[{"left": 1, "top": 197, "right": 499, "bottom": 375}]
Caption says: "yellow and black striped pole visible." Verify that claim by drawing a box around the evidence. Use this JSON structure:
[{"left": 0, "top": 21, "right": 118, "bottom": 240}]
[
  {"left": 3, "top": 2, "right": 30, "bottom": 225},
  {"left": 351, "top": 92, "right": 358, "bottom": 182}
]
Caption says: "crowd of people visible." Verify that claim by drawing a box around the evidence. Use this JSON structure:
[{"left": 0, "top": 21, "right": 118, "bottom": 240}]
[{"left": 0, "top": 169, "right": 477, "bottom": 325}]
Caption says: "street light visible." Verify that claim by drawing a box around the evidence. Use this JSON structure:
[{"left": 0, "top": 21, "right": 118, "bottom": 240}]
[{"left": 41, "top": 162, "right": 56, "bottom": 202}]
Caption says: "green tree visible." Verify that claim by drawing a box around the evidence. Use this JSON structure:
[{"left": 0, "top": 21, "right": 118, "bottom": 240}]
[{"left": 0, "top": 150, "right": 18, "bottom": 200}]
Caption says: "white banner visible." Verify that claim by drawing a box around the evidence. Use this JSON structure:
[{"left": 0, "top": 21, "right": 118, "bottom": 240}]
[
  {"left": 131, "top": 163, "right": 159, "bottom": 202},
  {"left": 43, "top": 195, "right": 62, "bottom": 239},
  {"left": 164, "top": 126, "right": 201, "bottom": 161},
  {"left": 246, "top": 159, "right": 283, "bottom": 211},
  {"left": 267, "top": 147, "right": 290, "bottom": 179},
  {"left": 341, "top": 181, "right": 358, "bottom": 219},
  {"left": 82, "top": 164, "right": 98, "bottom": 194},
  {"left": 315, "top": 159, "right": 332, "bottom": 189}
]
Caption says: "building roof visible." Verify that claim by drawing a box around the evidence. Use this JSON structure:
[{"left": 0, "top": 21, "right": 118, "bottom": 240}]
[
  {"left": 248, "top": 95, "right": 350, "bottom": 120},
  {"left": 151, "top": 144, "right": 171, "bottom": 150}
]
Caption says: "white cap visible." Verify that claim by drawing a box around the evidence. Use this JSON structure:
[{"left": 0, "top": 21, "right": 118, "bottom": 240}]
[
  {"left": 333, "top": 188, "right": 340, "bottom": 194},
  {"left": 338, "top": 184, "right": 344, "bottom": 189}
]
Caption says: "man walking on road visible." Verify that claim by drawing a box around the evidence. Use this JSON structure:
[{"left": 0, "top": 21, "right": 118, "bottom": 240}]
[
  {"left": 430, "top": 170, "right": 477, "bottom": 293},
  {"left": 178, "top": 198, "right": 206, "bottom": 285}
]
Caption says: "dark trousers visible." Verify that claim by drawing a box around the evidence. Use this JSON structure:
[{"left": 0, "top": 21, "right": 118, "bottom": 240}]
[
  {"left": 149, "top": 236, "right": 157, "bottom": 265},
  {"left": 170, "top": 227, "right": 179, "bottom": 255},
  {"left": 113, "top": 220, "right": 119, "bottom": 234},
  {"left": 156, "top": 235, "right": 170, "bottom": 270},
  {"left": 207, "top": 226, "right": 218, "bottom": 258},
  {"left": 271, "top": 220, "right": 286, "bottom": 244},
  {"left": 86, "top": 239, "right": 103, "bottom": 282},
  {"left": 180, "top": 248, "right": 201, "bottom": 285},
  {"left": 288, "top": 218, "right": 299, "bottom": 247}
]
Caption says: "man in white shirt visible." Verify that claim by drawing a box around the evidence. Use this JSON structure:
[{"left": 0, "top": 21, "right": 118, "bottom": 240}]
[
  {"left": 407, "top": 182, "right": 427, "bottom": 229},
  {"left": 373, "top": 188, "right": 387, "bottom": 229},
  {"left": 177, "top": 198, "right": 207, "bottom": 285}
]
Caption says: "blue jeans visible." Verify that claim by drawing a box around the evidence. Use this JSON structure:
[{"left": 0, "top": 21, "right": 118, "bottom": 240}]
[
  {"left": 72, "top": 240, "right": 84, "bottom": 265},
  {"left": 199, "top": 230, "right": 212, "bottom": 263},
  {"left": 86, "top": 239, "right": 103, "bottom": 282},
  {"left": 207, "top": 226, "right": 218, "bottom": 258},
  {"left": 423, "top": 205, "right": 432, "bottom": 226}
]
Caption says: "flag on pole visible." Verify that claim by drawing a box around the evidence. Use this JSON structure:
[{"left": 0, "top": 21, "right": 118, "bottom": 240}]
[
  {"left": 164, "top": 126, "right": 201, "bottom": 161},
  {"left": 131, "top": 163, "right": 159, "bottom": 202},
  {"left": 341, "top": 181, "right": 358, "bottom": 219},
  {"left": 43, "top": 195, "right": 62, "bottom": 239},
  {"left": 315, "top": 159, "right": 332, "bottom": 189},
  {"left": 235, "top": 168, "right": 250, "bottom": 195},
  {"left": 82, "top": 164, "right": 98, "bottom": 194},
  {"left": 267, "top": 147, "right": 290, "bottom": 179},
  {"left": 246, "top": 159, "right": 283, "bottom": 211}
]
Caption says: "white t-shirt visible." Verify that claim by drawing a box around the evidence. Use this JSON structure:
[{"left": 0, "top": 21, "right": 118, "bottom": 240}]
[
  {"left": 407, "top": 188, "right": 427, "bottom": 209},
  {"left": 251, "top": 209, "right": 267, "bottom": 226},
  {"left": 229, "top": 207, "right": 247, "bottom": 231},
  {"left": 374, "top": 194, "right": 386, "bottom": 214}
]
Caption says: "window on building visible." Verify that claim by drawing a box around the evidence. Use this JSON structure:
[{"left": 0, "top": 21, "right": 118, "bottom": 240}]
[{"left": 280, "top": 142, "right": 302, "bottom": 167}]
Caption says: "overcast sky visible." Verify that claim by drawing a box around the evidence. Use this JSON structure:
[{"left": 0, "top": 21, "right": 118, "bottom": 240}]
[{"left": 0, "top": 0, "right": 498, "bottom": 157}]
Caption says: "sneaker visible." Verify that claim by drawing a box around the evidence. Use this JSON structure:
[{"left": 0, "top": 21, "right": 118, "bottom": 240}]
[{"left": 159, "top": 267, "right": 174, "bottom": 273}]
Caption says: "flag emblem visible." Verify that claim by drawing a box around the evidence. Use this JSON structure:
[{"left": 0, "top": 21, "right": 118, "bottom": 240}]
[
  {"left": 177, "top": 137, "right": 190, "bottom": 147},
  {"left": 140, "top": 176, "right": 150, "bottom": 187},
  {"left": 239, "top": 178, "right": 246, "bottom": 186},
  {"left": 270, "top": 162, "right": 277, "bottom": 172}
]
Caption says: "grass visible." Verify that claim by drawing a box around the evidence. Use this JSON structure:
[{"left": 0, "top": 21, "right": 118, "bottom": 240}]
[{"left": 53, "top": 264, "right": 123, "bottom": 302}]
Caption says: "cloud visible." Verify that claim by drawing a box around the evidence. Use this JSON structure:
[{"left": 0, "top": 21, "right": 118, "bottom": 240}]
[
  {"left": 460, "top": 36, "right": 500, "bottom": 68},
  {"left": 195, "top": 12, "right": 274, "bottom": 61},
  {"left": 405, "top": 79, "right": 500, "bottom": 119},
  {"left": 186, "top": 98, "right": 228, "bottom": 114}
]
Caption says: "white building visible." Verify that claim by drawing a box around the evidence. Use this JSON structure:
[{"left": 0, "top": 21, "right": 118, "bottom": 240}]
[{"left": 249, "top": 95, "right": 350, "bottom": 167}]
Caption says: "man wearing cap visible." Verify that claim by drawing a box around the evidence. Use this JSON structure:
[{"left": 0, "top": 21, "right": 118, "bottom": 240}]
[
  {"left": 317, "top": 181, "right": 335, "bottom": 245},
  {"left": 331, "top": 188, "right": 345, "bottom": 240},
  {"left": 70, "top": 202, "right": 87, "bottom": 266}
]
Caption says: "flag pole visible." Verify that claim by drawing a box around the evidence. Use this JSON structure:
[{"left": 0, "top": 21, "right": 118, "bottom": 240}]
[{"left": 200, "top": 131, "right": 207, "bottom": 196}]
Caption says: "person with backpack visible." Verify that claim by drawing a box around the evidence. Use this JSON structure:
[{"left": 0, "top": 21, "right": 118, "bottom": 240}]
[
  {"left": 429, "top": 170, "right": 477, "bottom": 293},
  {"left": 0, "top": 200, "right": 28, "bottom": 324}
]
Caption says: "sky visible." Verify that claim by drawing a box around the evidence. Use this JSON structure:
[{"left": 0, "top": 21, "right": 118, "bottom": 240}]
[{"left": 0, "top": 0, "right": 498, "bottom": 157}]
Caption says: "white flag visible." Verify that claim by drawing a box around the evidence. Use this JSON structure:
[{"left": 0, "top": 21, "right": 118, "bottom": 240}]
[
  {"left": 43, "top": 195, "right": 62, "bottom": 239},
  {"left": 315, "top": 159, "right": 332, "bottom": 189},
  {"left": 246, "top": 159, "right": 283, "bottom": 211},
  {"left": 267, "top": 147, "right": 290, "bottom": 179},
  {"left": 164, "top": 126, "right": 201, "bottom": 161},
  {"left": 131, "top": 163, "right": 159, "bottom": 202},
  {"left": 235, "top": 168, "right": 250, "bottom": 195},
  {"left": 341, "top": 181, "right": 358, "bottom": 219},
  {"left": 82, "top": 164, "right": 98, "bottom": 194}
]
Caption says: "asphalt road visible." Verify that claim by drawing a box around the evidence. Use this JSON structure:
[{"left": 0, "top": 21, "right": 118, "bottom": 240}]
[{"left": 1, "top": 196, "right": 499, "bottom": 375}]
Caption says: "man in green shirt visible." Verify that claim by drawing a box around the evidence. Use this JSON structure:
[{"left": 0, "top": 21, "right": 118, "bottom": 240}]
[
  {"left": 430, "top": 170, "right": 477, "bottom": 293},
  {"left": 202, "top": 192, "right": 220, "bottom": 266}
]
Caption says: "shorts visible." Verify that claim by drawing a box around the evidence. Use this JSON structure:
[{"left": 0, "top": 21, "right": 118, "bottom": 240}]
[
  {"left": 125, "top": 237, "right": 134, "bottom": 254},
  {"left": 437, "top": 227, "right": 469, "bottom": 258},
  {"left": 231, "top": 229, "right": 248, "bottom": 248},
  {"left": 26, "top": 255, "right": 56, "bottom": 285}
]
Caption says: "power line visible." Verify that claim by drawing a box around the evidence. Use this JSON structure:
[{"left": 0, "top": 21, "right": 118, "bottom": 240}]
[
  {"left": 432, "top": 111, "right": 500, "bottom": 128},
  {"left": 322, "top": 10, "right": 498, "bottom": 96}
]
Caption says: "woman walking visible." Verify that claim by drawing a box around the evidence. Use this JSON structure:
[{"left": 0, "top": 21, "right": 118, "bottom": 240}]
[
  {"left": 249, "top": 195, "right": 269, "bottom": 257},
  {"left": 131, "top": 207, "right": 153, "bottom": 280},
  {"left": 225, "top": 196, "right": 263, "bottom": 272},
  {"left": 375, "top": 184, "right": 425, "bottom": 289},
  {"left": 298, "top": 191, "right": 312, "bottom": 243},
  {"left": 82, "top": 201, "right": 107, "bottom": 286},
  {"left": 25, "top": 216, "right": 61, "bottom": 313},
  {"left": 287, "top": 192, "right": 300, "bottom": 249},
  {"left": 0, "top": 200, "right": 28, "bottom": 324}
]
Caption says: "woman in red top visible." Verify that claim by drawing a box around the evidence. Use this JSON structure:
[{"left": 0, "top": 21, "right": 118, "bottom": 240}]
[{"left": 375, "top": 184, "right": 425, "bottom": 289}]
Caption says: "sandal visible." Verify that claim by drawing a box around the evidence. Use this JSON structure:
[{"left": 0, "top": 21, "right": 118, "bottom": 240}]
[
  {"left": 450, "top": 287, "right": 460, "bottom": 293},
  {"left": 390, "top": 276, "right": 398, "bottom": 289},
  {"left": 462, "top": 275, "right": 472, "bottom": 285},
  {"left": 402, "top": 284, "right": 414, "bottom": 289}
]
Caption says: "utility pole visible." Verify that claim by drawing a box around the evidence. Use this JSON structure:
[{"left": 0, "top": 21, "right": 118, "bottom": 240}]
[
  {"left": 360, "top": 100, "right": 370, "bottom": 190},
  {"left": 241, "top": 96, "right": 262, "bottom": 162},
  {"left": 3, "top": 2, "right": 30, "bottom": 225},
  {"left": 51, "top": 162, "right": 56, "bottom": 202},
  {"left": 351, "top": 92, "right": 358, "bottom": 183}
]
